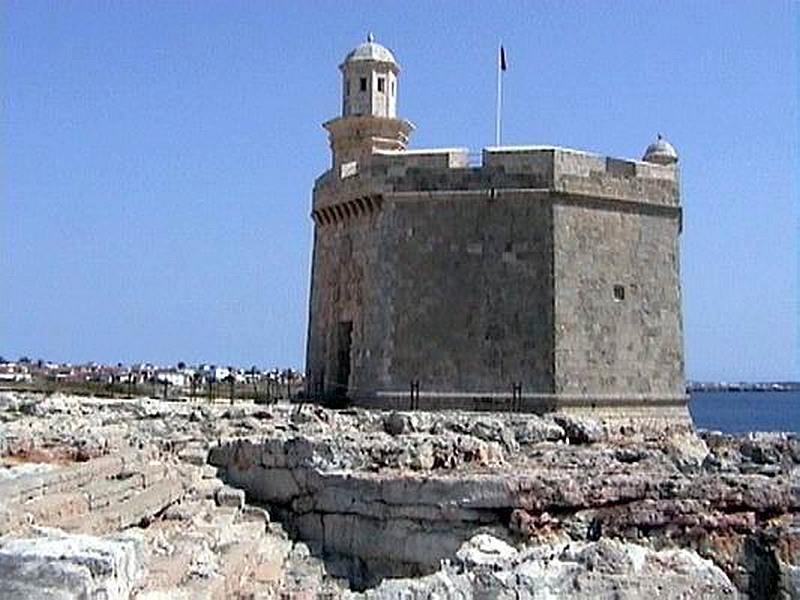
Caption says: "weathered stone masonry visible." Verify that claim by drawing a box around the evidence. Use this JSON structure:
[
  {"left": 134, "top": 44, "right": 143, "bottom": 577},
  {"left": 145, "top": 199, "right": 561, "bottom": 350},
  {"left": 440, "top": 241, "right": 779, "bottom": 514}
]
[{"left": 306, "top": 37, "right": 685, "bottom": 416}]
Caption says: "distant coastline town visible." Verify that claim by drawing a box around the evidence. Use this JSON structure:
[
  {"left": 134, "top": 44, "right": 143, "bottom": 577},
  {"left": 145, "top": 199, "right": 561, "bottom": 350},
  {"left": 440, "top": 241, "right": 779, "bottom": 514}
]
[
  {"left": 0, "top": 356, "right": 796, "bottom": 398},
  {"left": 686, "top": 380, "right": 799, "bottom": 393},
  {"left": 0, "top": 356, "right": 304, "bottom": 402}
]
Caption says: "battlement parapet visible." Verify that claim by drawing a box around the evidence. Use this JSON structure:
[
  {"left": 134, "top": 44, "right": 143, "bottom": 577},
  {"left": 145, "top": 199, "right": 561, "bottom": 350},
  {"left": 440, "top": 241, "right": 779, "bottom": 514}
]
[
  {"left": 313, "top": 145, "right": 679, "bottom": 213},
  {"left": 484, "top": 146, "right": 675, "bottom": 180},
  {"left": 373, "top": 148, "right": 469, "bottom": 171}
]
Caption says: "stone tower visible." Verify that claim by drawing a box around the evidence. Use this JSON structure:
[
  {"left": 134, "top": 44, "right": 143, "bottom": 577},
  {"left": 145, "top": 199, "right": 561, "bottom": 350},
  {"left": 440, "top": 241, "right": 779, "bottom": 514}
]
[
  {"left": 305, "top": 38, "right": 687, "bottom": 419},
  {"left": 323, "top": 34, "right": 413, "bottom": 174}
]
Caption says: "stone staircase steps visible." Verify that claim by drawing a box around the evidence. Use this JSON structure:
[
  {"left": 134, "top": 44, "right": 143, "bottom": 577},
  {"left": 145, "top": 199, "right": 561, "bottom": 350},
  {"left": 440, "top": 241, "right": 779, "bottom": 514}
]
[
  {"left": 0, "top": 449, "right": 153, "bottom": 503},
  {"left": 58, "top": 478, "right": 186, "bottom": 535}
]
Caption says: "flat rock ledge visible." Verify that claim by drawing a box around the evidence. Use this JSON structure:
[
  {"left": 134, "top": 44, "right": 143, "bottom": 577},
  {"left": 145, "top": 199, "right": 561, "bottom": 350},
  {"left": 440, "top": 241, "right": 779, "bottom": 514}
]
[
  {"left": 0, "top": 391, "right": 798, "bottom": 599},
  {"left": 0, "top": 529, "right": 144, "bottom": 600},
  {"left": 350, "top": 534, "right": 739, "bottom": 599}
]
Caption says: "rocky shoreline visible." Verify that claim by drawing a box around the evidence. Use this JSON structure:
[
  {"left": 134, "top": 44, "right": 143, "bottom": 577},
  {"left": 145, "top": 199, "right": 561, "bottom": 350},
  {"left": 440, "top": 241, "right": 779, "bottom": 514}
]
[{"left": 0, "top": 391, "right": 797, "bottom": 598}]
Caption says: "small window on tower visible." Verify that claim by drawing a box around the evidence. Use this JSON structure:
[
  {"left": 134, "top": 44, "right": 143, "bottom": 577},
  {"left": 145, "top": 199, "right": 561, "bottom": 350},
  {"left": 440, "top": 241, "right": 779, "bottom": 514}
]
[
  {"left": 377, "top": 77, "right": 385, "bottom": 92},
  {"left": 360, "top": 77, "right": 367, "bottom": 92},
  {"left": 613, "top": 285, "right": 625, "bottom": 302},
  {"left": 345, "top": 79, "right": 350, "bottom": 97},
  {"left": 391, "top": 81, "right": 395, "bottom": 96}
]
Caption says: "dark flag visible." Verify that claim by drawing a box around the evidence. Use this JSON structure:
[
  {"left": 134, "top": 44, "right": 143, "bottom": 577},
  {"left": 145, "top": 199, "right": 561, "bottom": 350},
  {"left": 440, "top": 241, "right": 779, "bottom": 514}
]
[{"left": 500, "top": 45, "right": 507, "bottom": 71}]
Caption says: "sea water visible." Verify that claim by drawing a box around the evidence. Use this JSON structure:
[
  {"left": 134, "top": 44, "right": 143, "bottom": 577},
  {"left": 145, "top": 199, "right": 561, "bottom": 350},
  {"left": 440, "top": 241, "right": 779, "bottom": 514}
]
[{"left": 689, "top": 391, "right": 800, "bottom": 433}]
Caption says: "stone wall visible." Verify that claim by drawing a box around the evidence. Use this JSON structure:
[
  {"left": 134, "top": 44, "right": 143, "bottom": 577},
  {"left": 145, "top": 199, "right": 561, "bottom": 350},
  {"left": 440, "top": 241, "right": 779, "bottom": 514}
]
[
  {"left": 552, "top": 199, "right": 684, "bottom": 398},
  {"left": 307, "top": 144, "right": 684, "bottom": 411},
  {"left": 383, "top": 192, "right": 554, "bottom": 394},
  {"left": 305, "top": 206, "right": 391, "bottom": 398}
]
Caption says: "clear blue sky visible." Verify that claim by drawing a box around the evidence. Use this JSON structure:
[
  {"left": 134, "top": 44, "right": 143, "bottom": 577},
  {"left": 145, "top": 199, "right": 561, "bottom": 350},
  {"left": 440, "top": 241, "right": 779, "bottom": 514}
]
[{"left": 2, "top": 1, "right": 797, "bottom": 381}]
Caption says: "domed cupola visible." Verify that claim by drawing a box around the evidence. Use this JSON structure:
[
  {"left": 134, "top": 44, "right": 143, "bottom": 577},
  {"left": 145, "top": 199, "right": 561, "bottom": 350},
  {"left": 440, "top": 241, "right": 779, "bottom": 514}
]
[
  {"left": 322, "top": 35, "right": 414, "bottom": 171},
  {"left": 340, "top": 33, "right": 400, "bottom": 119},
  {"left": 343, "top": 33, "right": 398, "bottom": 65},
  {"left": 642, "top": 134, "right": 678, "bottom": 166}
]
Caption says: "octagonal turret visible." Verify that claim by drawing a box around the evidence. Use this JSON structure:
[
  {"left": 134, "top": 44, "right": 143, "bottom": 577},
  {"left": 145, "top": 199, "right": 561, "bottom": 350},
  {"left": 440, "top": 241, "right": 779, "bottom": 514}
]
[{"left": 340, "top": 34, "right": 399, "bottom": 118}]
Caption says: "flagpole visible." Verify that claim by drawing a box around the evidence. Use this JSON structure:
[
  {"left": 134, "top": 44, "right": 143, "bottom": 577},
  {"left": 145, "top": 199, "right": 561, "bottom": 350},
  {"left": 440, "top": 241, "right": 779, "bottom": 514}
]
[{"left": 495, "top": 42, "right": 502, "bottom": 146}]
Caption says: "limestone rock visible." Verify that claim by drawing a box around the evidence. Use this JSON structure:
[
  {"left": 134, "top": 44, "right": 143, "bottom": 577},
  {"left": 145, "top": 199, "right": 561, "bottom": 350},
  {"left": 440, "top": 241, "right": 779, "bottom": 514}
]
[
  {"left": 0, "top": 529, "right": 145, "bottom": 600},
  {"left": 240, "top": 505, "right": 271, "bottom": 526},
  {"left": 194, "top": 477, "right": 224, "bottom": 499},
  {"left": 1, "top": 391, "right": 797, "bottom": 598},
  {"left": 178, "top": 444, "right": 208, "bottom": 466},
  {"left": 553, "top": 414, "right": 604, "bottom": 444},
  {"left": 354, "top": 535, "right": 738, "bottom": 599},
  {"left": 215, "top": 485, "right": 245, "bottom": 509},
  {"left": 455, "top": 533, "right": 517, "bottom": 568},
  {"left": 664, "top": 431, "right": 709, "bottom": 473},
  {"left": 383, "top": 411, "right": 415, "bottom": 436},
  {"left": 512, "top": 417, "right": 565, "bottom": 444}
]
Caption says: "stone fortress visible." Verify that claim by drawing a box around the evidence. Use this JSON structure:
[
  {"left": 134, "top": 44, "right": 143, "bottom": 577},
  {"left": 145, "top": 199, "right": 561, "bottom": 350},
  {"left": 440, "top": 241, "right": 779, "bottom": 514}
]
[{"left": 306, "top": 35, "right": 686, "bottom": 417}]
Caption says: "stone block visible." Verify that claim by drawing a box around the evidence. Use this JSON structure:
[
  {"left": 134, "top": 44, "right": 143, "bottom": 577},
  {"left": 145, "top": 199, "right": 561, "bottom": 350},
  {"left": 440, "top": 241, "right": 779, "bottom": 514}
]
[
  {"left": 215, "top": 486, "right": 245, "bottom": 509},
  {"left": 553, "top": 414, "right": 604, "bottom": 445},
  {"left": 200, "top": 464, "right": 218, "bottom": 479},
  {"left": 240, "top": 505, "right": 270, "bottom": 527},
  {"left": 194, "top": 477, "right": 224, "bottom": 500},
  {"left": 178, "top": 445, "right": 208, "bottom": 466},
  {"left": 0, "top": 530, "right": 144, "bottom": 600},
  {"left": 59, "top": 479, "right": 185, "bottom": 534},
  {"left": 383, "top": 411, "right": 414, "bottom": 436}
]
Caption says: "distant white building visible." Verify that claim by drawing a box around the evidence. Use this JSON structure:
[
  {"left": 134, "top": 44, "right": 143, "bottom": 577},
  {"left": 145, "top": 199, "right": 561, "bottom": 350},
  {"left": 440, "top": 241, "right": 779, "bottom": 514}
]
[
  {"left": 156, "top": 370, "right": 191, "bottom": 388},
  {"left": 0, "top": 363, "right": 32, "bottom": 382},
  {"left": 198, "top": 365, "right": 231, "bottom": 383}
]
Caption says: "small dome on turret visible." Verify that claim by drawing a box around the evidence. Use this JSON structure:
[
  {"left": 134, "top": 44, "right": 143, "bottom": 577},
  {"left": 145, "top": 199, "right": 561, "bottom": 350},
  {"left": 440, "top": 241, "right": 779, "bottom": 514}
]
[
  {"left": 642, "top": 134, "right": 678, "bottom": 165},
  {"left": 344, "top": 33, "right": 397, "bottom": 66}
]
